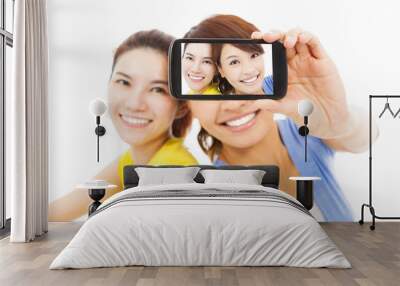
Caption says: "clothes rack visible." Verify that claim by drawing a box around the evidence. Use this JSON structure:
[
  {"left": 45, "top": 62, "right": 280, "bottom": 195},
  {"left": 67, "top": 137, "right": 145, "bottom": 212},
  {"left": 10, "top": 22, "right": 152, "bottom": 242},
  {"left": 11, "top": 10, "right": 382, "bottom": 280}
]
[{"left": 359, "top": 95, "right": 400, "bottom": 230}]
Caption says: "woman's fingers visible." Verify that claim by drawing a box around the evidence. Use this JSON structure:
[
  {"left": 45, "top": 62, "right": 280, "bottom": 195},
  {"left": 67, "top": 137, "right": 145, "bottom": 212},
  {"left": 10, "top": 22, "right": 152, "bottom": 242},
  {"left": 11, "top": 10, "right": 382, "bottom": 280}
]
[
  {"left": 283, "top": 28, "right": 303, "bottom": 48},
  {"left": 286, "top": 29, "right": 310, "bottom": 58},
  {"left": 253, "top": 28, "right": 299, "bottom": 60},
  {"left": 296, "top": 31, "right": 313, "bottom": 57},
  {"left": 252, "top": 28, "right": 327, "bottom": 60},
  {"left": 251, "top": 31, "right": 263, "bottom": 39},
  {"left": 253, "top": 98, "right": 281, "bottom": 114},
  {"left": 251, "top": 30, "right": 283, "bottom": 43},
  {"left": 283, "top": 28, "right": 303, "bottom": 60},
  {"left": 298, "top": 31, "right": 327, "bottom": 59}
]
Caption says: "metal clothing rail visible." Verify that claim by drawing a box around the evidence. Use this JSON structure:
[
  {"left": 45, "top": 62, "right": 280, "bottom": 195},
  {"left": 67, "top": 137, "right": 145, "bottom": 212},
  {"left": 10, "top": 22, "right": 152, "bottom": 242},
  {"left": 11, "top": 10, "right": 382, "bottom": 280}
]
[{"left": 359, "top": 95, "right": 400, "bottom": 230}]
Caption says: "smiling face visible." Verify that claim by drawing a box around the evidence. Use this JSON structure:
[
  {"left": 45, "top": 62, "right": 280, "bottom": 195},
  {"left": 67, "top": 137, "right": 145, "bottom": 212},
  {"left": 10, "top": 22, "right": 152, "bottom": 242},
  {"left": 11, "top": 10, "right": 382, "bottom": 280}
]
[
  {"left": 189, "top": 99, "right": 273, "bottom": 149},
  {"left": 108, "top": 48, "right": 178, "bottom": 147},
  {"left": 182, "top": 43, "right": 216, "bottom": 92},
  {"left": 219, "top": 44, "right": 265, "bottom": 95}
]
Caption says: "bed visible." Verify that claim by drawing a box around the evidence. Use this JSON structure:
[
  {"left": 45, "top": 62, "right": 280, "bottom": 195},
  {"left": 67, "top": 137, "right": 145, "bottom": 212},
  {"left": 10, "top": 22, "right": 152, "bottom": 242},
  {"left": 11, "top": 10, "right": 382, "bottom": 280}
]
[{"left": 50, "top": 165, "right": 350, "bottom": 269}]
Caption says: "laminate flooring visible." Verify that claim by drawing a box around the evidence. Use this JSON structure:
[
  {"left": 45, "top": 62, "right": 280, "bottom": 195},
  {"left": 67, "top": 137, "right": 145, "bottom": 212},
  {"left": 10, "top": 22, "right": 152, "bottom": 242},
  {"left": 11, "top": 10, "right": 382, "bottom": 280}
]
[{"left": 0, "top": 222, "right": 399, "bottom": 286}]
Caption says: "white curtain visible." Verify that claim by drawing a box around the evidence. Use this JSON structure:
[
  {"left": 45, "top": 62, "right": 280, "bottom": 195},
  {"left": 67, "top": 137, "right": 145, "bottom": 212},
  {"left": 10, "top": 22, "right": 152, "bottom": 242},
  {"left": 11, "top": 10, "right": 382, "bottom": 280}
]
[{"left": 9, "top": 0, "right": 48, "bottom": 242}]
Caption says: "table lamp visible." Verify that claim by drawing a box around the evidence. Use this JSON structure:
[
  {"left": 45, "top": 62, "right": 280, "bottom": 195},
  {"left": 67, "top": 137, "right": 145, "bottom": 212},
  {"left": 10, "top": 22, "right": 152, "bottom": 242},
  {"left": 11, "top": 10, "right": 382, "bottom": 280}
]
[
  {"left": 89, "top": 98, "right": 107, "bottom": 162},
  {"left": 297, "top": 99, "right": 314, "bottom": 162}
]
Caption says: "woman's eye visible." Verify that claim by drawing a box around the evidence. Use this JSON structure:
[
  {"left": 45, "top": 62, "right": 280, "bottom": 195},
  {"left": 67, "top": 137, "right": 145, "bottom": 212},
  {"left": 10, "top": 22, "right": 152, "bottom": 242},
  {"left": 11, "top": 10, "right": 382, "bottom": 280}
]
[
  {"left": 251, "top": 53, "right": 260, "bottom": 59},
  {"left": 203, "top": 60, "right": 213, "bottom": 65},
  {"left": 184, "top": 55, "right": 193, "bottom": 61},
  {"left": 229, "top": 59, "right": 239, "bottom": 65},
  {"left": 115, "top": 79, "right": 130, "bottom": 86},
  {"left": 150, "top": 86, "right": 167, "bottom": 94}
]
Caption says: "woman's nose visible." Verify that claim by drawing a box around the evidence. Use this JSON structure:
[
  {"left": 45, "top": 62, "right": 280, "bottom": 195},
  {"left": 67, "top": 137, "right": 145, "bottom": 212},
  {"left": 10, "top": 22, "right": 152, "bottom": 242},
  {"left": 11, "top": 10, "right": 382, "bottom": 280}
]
[
  {"left": 125, "top": 88, "right": 148, "bottom": 111},
  {"left": 191, "top": 60, "right": 201, "bottom": 72},
  {"left": 242, "top": 59, "right": 257, "bottom": 75},
  {"left": 220, "top": 100, "right": 250, "bottom": 111}
]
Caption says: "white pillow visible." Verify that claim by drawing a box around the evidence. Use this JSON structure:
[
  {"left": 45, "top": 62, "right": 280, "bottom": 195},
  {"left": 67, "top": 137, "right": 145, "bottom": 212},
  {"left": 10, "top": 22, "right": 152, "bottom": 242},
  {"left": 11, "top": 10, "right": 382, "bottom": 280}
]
[
  {"left": 200, "top": 169, "right": 266, "bottom": 185},
  {"left": 135, "top": 167, "right": 200, "bottom": 186}
]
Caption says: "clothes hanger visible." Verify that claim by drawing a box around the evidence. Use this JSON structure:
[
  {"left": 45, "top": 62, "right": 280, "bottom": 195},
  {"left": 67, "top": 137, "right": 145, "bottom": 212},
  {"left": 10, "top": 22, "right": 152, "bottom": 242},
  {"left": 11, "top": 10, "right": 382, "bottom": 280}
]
[
  {"left": 379, "top": 97, "right": 395, "bottom": 118},
  {"left": 391, "top": 99, "right": 400, "bottom": 118},
  {"left": 393, "top": 107, "right": 400, "bottom": 118}
]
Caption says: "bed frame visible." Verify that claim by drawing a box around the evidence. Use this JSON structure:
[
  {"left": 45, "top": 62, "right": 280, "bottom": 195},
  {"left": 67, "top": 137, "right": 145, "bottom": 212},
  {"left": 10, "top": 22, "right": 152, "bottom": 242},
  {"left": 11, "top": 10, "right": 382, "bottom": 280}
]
[
  {"left": 123, "top": 165, "right": 280, "bottom": 190},
  {"left": 122, "top": 165, "right": 315, "bottom": 211}
]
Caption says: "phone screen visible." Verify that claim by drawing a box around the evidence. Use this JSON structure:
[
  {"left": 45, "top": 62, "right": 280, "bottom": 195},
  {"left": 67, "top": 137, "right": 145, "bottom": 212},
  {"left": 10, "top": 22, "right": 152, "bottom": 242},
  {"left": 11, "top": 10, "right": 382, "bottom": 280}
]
[
  {"left": 168, "top": 39, "right": 287, "bottom": 100},
  {"left": 181, "top": 42, "right": 273, "bottom": 96}
]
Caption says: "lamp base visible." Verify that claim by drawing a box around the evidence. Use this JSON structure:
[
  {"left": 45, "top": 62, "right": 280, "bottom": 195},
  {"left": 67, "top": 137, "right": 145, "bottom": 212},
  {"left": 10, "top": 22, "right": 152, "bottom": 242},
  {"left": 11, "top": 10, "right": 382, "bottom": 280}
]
[
  {"left": 88, "top": 188, "right": 106, "bottom": 215},
  {"left": 296, "top": 180, "right": 313, "bottom": 210}
]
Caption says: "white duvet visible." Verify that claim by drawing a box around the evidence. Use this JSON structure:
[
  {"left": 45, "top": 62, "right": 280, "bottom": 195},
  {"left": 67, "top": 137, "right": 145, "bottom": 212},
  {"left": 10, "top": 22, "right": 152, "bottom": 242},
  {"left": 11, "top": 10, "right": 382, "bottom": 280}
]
[{"left": 50, "top": 183, "right": 350, "bottom": 269}]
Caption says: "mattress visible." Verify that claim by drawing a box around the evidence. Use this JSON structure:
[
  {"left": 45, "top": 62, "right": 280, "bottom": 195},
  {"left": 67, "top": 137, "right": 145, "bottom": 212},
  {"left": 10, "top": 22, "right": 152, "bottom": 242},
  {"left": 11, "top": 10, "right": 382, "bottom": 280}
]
[{"left": 50, "top": 183, "right": 350, "bottom": 269}]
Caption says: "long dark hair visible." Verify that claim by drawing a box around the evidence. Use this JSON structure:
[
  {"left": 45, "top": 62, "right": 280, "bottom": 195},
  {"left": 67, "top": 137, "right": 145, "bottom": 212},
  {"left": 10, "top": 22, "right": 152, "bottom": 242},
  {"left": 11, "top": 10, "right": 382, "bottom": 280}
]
[
  {"left": 184, "top": 15, "right": 262, "bottom": 159},
  {"left": 111, "top": 30, "right": 192, "bottom": 138}
]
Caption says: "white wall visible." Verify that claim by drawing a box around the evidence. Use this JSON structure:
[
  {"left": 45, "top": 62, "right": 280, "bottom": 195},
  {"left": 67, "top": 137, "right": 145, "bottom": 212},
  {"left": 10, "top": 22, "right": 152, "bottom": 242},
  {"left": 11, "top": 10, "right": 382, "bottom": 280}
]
[{"left": 47, "top": 0, "right": 400, "bottom": 220}]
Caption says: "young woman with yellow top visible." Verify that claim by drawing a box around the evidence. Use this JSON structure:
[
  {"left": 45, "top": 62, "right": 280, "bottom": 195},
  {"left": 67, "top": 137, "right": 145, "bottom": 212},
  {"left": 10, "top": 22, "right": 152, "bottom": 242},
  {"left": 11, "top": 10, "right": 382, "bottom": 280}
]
[
  {"left": 182, "top": 41, "right": 221, "bottom": 95},
  {"left": 49, "top": 30, "right": 197, "bottom": 221}
]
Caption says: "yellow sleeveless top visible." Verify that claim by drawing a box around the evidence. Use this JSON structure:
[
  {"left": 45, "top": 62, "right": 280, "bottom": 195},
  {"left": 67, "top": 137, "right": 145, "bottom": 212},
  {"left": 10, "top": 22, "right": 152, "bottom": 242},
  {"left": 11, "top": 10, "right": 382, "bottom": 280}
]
[
  {"left": 117, "top": 138, "right": 198, "bottom": 187},
  {"left": 189, "top": 84, "right": 221, "bottom": 95}
]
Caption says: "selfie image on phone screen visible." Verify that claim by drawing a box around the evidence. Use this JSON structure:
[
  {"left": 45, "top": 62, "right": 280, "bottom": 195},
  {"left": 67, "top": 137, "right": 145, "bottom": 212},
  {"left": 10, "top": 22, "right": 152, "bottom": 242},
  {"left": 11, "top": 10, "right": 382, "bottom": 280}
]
[{"left": 181, "top": 42, "right": 273, "bottom": 96}]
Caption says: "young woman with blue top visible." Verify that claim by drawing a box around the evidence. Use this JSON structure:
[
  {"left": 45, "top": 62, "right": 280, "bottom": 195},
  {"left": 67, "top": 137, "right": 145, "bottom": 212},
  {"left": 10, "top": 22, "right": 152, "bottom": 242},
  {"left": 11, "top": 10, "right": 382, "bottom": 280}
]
[
  {"left": 216, "top": 42, "right": 269, "bottom": 95},
  {"left": 186, "top": 14, "right": 379, "bottom": 221}
]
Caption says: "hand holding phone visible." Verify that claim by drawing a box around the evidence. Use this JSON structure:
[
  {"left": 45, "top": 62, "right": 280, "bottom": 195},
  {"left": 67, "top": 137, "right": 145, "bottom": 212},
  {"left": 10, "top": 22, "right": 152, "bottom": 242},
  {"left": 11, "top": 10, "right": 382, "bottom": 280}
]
[
  {"left": 251, "top": 29, "right": 351, "bottom": 139},
  {"left": 168, "top": 38, "right": 287, "bottom": 100}
]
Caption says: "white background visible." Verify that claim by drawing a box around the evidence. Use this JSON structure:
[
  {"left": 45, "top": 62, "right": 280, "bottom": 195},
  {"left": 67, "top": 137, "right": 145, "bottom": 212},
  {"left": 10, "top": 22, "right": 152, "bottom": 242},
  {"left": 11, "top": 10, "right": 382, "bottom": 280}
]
[{"left": 47, "top": 0, "right": 400, "bottom": 220}]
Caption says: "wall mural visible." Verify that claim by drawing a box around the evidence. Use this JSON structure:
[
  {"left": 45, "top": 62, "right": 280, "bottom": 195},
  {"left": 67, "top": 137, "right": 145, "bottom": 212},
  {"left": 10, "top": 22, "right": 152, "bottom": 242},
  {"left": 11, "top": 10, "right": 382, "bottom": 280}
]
[{"left": 47, "top": 7, "right": 380, "bottom": 223}]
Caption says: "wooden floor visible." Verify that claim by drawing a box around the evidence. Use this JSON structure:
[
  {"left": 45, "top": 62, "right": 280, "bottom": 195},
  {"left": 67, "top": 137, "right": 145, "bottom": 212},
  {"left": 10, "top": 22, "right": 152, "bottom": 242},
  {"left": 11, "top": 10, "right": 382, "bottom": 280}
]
[{"left": 0, "top": 222, "right": 399, "bottom": 286}]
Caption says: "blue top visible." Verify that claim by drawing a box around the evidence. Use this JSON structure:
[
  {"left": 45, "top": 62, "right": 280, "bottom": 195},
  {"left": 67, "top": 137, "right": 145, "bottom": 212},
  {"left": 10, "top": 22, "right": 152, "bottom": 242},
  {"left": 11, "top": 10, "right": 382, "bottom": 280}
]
[
  {"left": 263, "top": 75, "right": 274, "bottom": 94},
  {"left": 214, "top": 75, "right": 354, "bottom": 221}
]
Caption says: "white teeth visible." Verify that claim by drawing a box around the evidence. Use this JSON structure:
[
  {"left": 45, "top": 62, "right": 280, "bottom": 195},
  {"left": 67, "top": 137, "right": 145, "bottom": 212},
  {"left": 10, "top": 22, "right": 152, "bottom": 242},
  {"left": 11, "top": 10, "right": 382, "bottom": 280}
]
[
  {"left": 189, "top": 74, "right": 205, "bottom": 80},
  {"left": 241, "top": 76, "right": 258, "bottom": 83},
  {"left": 225, "top": 112, "right": 256, "bottom": 127},
  {"left": 121, "top": 115, "right": 151, "bottom": 125}
]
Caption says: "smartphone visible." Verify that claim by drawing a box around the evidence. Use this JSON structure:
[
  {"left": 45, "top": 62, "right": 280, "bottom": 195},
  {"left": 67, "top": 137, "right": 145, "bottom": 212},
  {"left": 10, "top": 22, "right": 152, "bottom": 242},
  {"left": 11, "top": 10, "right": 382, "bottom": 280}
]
[{"left": 168, "top": 38, "right": 287, "bottom": 100}]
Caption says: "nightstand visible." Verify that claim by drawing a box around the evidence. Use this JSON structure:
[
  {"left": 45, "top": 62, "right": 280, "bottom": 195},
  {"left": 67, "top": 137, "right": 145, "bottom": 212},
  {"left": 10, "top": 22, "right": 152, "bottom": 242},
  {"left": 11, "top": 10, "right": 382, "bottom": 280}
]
[
  {"left": 289, "top": 176, "right": 321, "bottom": 210},
  {"left": 76, "top": 181, "right": 117, "bottom": 216}
]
